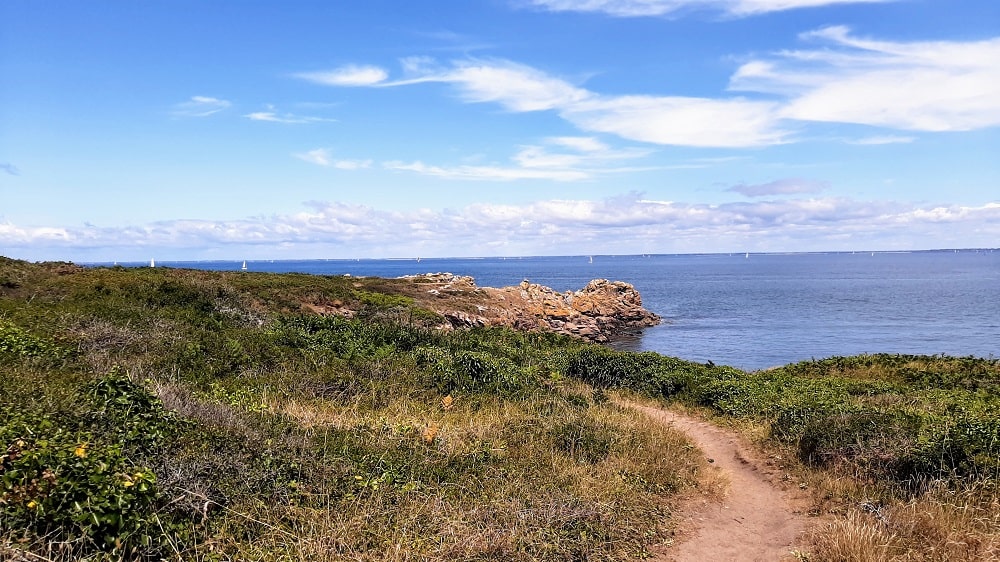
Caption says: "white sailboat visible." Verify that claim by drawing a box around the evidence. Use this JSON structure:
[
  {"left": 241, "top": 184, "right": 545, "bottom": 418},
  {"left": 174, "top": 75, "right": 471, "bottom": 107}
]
[
  {"left": 745, "top": 252, "right": 749, "bottom": 259},
  {"left": 150, "top": 258, "right": 155, "bottom": 268},
  {"left": 589, "top": 256, "right": 593, "bottom": 263},
  {"left": 241, "top": 260, "right": 247, "bottom": 271}
]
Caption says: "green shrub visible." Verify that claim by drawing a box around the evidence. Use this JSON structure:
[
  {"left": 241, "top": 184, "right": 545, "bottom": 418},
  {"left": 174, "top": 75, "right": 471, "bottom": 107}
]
[
  {"left": 86, "top": 371, "right": 188, "bottom": 455},
  {"left": 415, "top": 347, "right": 539, "bottom": 395},
  {"left": 796, "top": 410, "right": 924, "bottom": 480},
  {"left": 355, "top": 291, "right": 414, "bottom": 312},
  {"left": 0, "top": 408, "right": 173, "bottom": 557},
  {"left": 0, "top": 321, "right": 69, "bottom": 361}
]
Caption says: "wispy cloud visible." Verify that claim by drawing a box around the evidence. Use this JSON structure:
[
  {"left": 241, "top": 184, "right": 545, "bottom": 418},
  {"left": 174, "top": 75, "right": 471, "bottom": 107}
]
[
  {"left": 522, "top": 0, "right": 896, "bottom": 18},
  {"left": 6, "top": 197, "right": 1000, "bottom": 259},
  {"left": 383, "top": 160, "right": 591, "bottom": 181},
  {"left": 245, "top": 111, "right": 337, "bottom": 124},
  {"left": 295, "top": 148, "right": 334, "bottom": 166},
  {"left": 293, "top": 148, "right": 372, "bottom": 170},
  {"left": 728, "top": 178, "right": 829, "bottom": 197},
  {"left": 300, "top": 26, "right": 1000, "bottom": 148},
  {"left": 331, "top": 159, "right": 373, "bottom": 170},
  {"left": 172, "top": 96, "right": 231, "bottom": 117},
  {"left": 846, "top": 135, "right": 916, "bottom": 145},
  {"left": 563, "top": 95, "right": 787, "bottom": 147},
  {"left": 300, "top": 58, "right": 790, "bottom": 147},
  {"left": 295, "top": 65, "right": 389, "bottom": 86},
  {"left": 296, "top": 136, "right": 651, "bottom": 181},
  {"left": 1, "top": 163, "right": 20, "bottom": 176},
  {"left": 731, "top": 26, "right": 1000, "bottom": 132}
]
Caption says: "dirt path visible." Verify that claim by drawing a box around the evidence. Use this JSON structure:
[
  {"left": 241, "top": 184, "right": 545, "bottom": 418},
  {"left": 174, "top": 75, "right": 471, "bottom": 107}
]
[{"left": 632, "top": 404, "right": 811, "bottom": 562}]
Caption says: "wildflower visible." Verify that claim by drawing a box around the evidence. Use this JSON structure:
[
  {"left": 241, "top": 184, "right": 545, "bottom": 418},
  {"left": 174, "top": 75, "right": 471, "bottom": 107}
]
[
  {"left": 27, "top": 501, "right": 37, "bottom": 509},
  {"left": 74, "top": 443, "right": 87, "bottom": 458}
]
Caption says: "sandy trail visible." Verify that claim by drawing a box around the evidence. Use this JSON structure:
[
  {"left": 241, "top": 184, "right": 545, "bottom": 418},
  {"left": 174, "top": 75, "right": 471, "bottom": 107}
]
[{"left": 633, "top": 404, "right": 810, "bottom": 562}]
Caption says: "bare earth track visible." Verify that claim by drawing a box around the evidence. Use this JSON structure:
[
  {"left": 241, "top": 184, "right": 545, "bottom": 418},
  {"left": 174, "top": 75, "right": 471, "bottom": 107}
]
[{"left": 633, "top": 405, "right": 811, "bottom": 562}]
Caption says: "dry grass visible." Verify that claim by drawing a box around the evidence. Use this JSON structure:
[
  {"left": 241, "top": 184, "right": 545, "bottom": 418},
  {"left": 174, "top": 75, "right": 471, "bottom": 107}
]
[
  {"left": 808, "top": 484, "right": 1000, "bottom": 562},
  {"left": 188, "top": 384, "right": 706, "bottom": 561}
]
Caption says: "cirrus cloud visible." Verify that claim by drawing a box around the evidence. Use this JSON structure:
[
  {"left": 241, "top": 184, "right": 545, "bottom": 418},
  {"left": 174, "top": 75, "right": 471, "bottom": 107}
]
[
  {"left": 172, "top": 96, "right": 231, "bottom": 117},
  {"left": 522, "top": 0, "right": 897, "bottom": 18},
  {"left": 295, "top": 65, "right": 389, "bottom": 86},
  {"left": 731, "top": 26, "right": 1000, "bottom": 132},
  {"left": 300, "top": 58, "right": 791, "bottom": 147}
]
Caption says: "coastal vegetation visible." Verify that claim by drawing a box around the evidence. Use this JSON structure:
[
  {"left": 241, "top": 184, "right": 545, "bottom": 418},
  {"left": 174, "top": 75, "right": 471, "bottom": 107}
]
[{"left": 1, "top": 256, "right": 997, "bottom": 560}]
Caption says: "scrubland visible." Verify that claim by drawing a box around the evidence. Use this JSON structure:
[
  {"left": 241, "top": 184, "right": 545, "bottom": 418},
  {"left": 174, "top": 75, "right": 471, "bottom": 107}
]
[{"left": 1, "top": 257, "right": 997, "bottom": 560}]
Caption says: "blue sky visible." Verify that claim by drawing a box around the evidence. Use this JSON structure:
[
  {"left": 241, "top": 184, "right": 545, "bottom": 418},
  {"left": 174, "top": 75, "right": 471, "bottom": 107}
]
[{"left": 2, "top": 0, "right": 998, "bottom": 261}]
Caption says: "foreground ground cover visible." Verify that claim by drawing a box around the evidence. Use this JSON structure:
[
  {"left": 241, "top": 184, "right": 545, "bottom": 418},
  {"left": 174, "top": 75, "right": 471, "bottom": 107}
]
[
  {"left": 0, "top": 258, "right": 702, "bottom": 561},
  {"left": 1, "top": 257, "right": 997, "bottom": 560},
  {"left": 573, "top": 349, "right": 1000, "bottom": 560}
]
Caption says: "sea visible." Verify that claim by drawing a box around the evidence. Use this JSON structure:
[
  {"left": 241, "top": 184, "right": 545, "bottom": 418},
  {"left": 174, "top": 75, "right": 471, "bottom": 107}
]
[{"left": 103, "top": 250, "right": 1000, "bottom": 371}]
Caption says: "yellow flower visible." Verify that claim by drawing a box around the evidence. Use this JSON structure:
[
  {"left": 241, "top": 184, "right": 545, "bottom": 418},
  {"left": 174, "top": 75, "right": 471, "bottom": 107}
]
[
  {"left": 122, "top": 480, "right": 134, "bottom": 487},
  {"left": 74, "top": 443, "right": 87, "bottom": 458},
  {"left": 27, "top": 501, "right": 37, "bottom": 509}
]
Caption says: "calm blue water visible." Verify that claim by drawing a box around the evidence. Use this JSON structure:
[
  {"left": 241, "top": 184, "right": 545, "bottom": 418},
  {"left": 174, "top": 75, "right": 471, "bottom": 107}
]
[{"left": 104, "top": 251, "right": 1000, "bottom": 371}]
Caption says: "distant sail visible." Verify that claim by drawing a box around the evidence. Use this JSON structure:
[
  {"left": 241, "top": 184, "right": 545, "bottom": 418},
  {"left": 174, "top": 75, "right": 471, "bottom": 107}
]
[
  {"left": 241, "top": 260, "right": 247, "bottom": 271},
  {"left": 150, "top": 258, "right": 155, "bottom": 268}
]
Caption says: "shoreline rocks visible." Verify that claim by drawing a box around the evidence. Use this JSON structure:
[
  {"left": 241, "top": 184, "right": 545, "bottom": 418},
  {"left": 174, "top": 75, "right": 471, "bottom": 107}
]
[{"left": 400, "top": 273, "right": 660, "bottom": 343}]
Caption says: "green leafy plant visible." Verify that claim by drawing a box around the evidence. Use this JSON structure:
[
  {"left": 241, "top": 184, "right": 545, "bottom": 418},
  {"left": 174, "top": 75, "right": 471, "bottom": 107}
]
[{"left": 0, "top": 408, "right": 169, "bottom": 557}]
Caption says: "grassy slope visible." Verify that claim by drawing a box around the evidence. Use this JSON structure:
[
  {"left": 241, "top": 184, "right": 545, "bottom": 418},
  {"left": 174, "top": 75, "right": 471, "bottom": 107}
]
[
  {"left": 2, "top": 257, "right": 998, "bottom": 560},
  {"left": 0, "top": 259, "right": 702, "bottom": 561}
]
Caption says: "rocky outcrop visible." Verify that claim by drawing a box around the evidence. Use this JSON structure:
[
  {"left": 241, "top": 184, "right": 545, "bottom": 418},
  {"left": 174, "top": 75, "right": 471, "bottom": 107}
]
[{"left": 401, "top": 273, "right": 660, "bottom": 343}]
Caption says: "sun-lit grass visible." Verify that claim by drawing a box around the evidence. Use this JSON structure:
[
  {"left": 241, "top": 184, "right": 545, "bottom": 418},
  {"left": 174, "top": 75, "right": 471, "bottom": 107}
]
[
  {"left": 0, "top": 258, "right": 706, "bottom": 560},
  {"left": 4, "top": 257, "right": 997, "bottom": 560}
]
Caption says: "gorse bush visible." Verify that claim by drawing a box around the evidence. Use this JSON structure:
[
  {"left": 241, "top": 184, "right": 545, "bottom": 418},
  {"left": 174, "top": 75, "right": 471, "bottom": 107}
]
[
  {"left": 0, "top": 321, "right": 70, "bottom": 361},
  {"left": 565, "top": 347, "right": 1000, "bottom": 487},
  {"left": 0, "top": 372, "right": 191, "bottom": 559},
  {"left": 414, "top": 347, "right": 540, "bottom": 396},
  {"left": 86, "top": 371, "right": 189, "bottom": 455}
]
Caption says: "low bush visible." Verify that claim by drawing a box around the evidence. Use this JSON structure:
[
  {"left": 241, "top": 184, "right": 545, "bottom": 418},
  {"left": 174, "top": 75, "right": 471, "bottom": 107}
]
[{"left": 0, "top": 406, "right": 183, "bottom": 558}]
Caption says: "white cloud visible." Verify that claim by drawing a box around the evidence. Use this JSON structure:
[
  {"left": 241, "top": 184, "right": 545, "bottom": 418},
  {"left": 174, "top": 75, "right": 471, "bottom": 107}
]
[
  {"left": 523, "top": 0, "right": 896, "bottom": 18},
  {"left": 547, "top": 136, "right": 608, "bottom": 152},
  {"left": 512, "top": 142, "right": 651, "bottom": 169},
  {"left": 244, "top": 111, "right": 336, "bottom": 124},
  {"left": 332, "top": 159, "right": 373, "bottom": 170},
  {"left": 299, "top": 25, "right": 1000, "bottom": 148},
  {"left": 295, "top": 148, "right": 333, "bottom": 166},
  {"left": 731, "top": 26, "right": 1000, "bottom": 132},
  {"left": 727, "top": 178, "right": 829, "bottom": 197},
  {"left": 172, "top": 96, "right": 231, "bottom": 117},
  {"left": 302, "top": 57, "right": 790, "bottom": 147},
  {"left": 847, "top": 135, "right": 915, "bottom": 145},
  {"left": 294, "top": 149, "right": 371, "bottom": 170},
  {"left": 436, "top": 60, "right": 591, "bottom": 111},
  {"left": 292, "top": 136, "right": 650, "bottom": 181},
  {"left": 295, "top": 65, "right": 389, "bottom": 86},
  {"left": 6, "top": 197, "right": 1000, "bottom": 260},
  {"left": 563, "top": 95, "right": 788, "bottom": 147},
  {"left": 382, "top": 135, "right": 651, "bottom": 180},
  {"left": 383, "top": 160, "right": 591, "bottom": 181}
]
